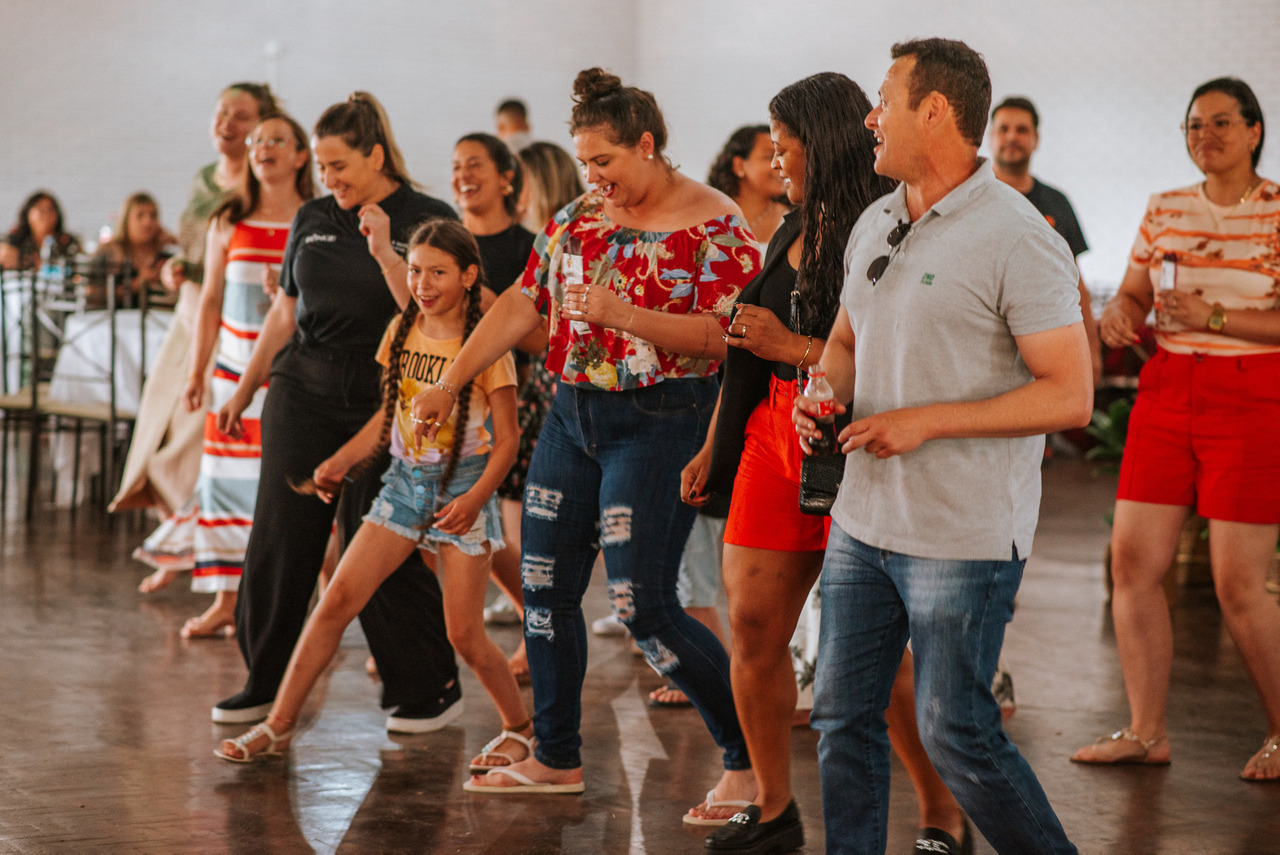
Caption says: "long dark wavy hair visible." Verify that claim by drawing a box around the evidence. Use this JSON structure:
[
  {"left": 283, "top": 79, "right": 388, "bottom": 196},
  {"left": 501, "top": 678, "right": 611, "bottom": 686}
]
[{"left": 769, "top": 73, "right": 896, "bottom": 336}]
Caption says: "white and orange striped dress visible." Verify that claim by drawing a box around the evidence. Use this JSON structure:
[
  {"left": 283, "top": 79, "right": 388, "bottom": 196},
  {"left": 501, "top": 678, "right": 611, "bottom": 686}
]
[
  {"left": 1133, "top": 180, "right": 1280, "bottom": 356},
  {"left": 190, "top": 219, "right": 290, "bottom": 593}
]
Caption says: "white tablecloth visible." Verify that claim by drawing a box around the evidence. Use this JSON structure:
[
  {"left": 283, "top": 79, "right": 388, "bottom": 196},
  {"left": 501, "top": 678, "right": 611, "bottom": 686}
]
[{"left": 48, "top": 309, "right": 174, "bottom": 504}]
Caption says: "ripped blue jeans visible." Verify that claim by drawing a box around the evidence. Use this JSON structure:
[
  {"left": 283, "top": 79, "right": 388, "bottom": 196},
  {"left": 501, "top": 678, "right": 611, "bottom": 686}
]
[{"left": 521, "top": 377, "right": 747, "bottom": 771}]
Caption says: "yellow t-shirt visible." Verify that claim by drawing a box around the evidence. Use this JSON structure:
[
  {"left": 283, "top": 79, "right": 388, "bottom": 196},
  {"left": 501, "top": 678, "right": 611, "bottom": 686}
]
[{"left": 374, "top": 314, "right": 517, "bottom": 464}]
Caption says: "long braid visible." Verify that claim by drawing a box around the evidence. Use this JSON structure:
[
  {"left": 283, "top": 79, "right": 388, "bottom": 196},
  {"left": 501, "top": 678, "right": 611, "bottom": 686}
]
[{"left": 435, "top": 273, "right": 483, "bottom": 503}]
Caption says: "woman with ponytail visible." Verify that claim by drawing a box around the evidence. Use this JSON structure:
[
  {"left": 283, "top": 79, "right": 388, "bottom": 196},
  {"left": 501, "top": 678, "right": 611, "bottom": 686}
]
[
  {"left": 210, "top": 92, "right": 461, "bottom": 734},
  {"left": 412, "top": 68, "right": 758, "bottom": 813},
  {"left": 217, "top": 220, "right": 529, "bottom": 771}
]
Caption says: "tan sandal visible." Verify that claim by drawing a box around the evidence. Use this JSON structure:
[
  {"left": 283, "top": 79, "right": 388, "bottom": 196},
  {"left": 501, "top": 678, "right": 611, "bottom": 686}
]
[
  {"left": 469, "top": 729, "right": 535, "bottom": 773},
  {"left": 1241, "top": 734, "right": 1280, "bottom": 782},
  {"left": 215, "top": 720, "right": 293, "bottom": 763},
  {"left": 1070, "top": 728, "right": 1170, "bottom": 765}
]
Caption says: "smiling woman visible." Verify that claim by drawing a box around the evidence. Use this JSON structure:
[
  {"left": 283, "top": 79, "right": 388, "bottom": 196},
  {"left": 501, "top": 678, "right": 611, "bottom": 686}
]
[
  {"left": 409, "top": 67, "right": 761, "bottom": 819},
  {"left": 1077, "top": 76, "right": 1280, "bottom": 782},
  {"left": 207, "top": 92, "right": 464, "bottom": 736}
]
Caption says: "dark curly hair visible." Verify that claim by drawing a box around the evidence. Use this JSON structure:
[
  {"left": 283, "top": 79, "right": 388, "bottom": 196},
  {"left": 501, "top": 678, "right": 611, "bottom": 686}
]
[
  {"left": 707, "top": 124, "right": 770, "bottom": 199},
  {"left": 769, "top": 73, "right": 896, "bottom": 336}
]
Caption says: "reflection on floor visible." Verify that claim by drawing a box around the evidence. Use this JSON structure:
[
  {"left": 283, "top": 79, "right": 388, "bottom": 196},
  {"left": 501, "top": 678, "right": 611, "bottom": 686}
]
[{"left": 2, "top": 458, "right": 1279, "bottom": 853}]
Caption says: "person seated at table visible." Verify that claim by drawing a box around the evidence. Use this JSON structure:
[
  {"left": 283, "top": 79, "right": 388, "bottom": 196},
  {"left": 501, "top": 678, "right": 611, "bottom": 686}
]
[
  {"left": 0, "top": 191, "right": 81, "bottom": 270},
  {"left": 90, "top": 192, "right": 177, "bottom": 307}
]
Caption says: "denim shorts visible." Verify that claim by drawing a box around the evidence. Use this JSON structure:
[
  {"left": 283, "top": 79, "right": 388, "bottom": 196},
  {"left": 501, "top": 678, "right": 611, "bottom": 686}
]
[{"left": 363, "top": 454, "right": 505, "bottom": 557}]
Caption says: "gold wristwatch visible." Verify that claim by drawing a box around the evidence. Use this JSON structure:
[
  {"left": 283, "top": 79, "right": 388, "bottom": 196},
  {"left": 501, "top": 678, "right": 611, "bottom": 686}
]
[{"left": 1207, "top": 302, "right": 1226, "bottom": 332}]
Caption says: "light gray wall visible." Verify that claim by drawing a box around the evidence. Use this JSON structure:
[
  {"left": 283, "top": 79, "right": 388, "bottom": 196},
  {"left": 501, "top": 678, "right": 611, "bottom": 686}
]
[{"left": 3, "top": 0, "right": 1277, "bottom": 292}]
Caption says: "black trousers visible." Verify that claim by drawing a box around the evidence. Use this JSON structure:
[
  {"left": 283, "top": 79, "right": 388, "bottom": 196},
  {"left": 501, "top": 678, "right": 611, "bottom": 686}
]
[{"left": 233, "top": 342, "right": 457, "bottom": 709}]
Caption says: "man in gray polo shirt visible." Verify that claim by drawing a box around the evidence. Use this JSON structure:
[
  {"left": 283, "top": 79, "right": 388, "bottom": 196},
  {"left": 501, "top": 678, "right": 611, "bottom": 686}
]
[{"left": 794, "top": 38, "right": 1090, "bottom": 854}]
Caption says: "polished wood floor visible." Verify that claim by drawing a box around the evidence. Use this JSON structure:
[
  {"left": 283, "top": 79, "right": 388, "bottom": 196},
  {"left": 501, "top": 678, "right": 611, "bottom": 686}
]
[{"left": 2, "top": 456, "right": 1279, "bottom": 853}]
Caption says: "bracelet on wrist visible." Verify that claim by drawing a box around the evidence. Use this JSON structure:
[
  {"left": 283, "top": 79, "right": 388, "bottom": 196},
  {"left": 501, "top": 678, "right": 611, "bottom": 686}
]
[
  {"left": 435, "top": 379, "right": 458, "bottom": 399},
  {"left": 379, "top": 257, "right": 405, "bottom": 276},
  {"left": 795, "top": 334, "right": 813, "bottom": 368}
]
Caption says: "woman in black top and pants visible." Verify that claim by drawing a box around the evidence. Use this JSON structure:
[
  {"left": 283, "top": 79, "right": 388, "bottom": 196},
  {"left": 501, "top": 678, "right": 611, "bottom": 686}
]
[{"left": 212, "top": 93, "right": 461, "bottom": 731}]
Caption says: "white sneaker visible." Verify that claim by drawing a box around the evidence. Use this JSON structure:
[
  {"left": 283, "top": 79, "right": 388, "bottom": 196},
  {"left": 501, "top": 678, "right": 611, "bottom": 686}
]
[
  {"left": 591, "top": 614, "right": 627, "bottom": 637},
  {"left": 483, "top": 595, "right": 521, "bottom": 625}
]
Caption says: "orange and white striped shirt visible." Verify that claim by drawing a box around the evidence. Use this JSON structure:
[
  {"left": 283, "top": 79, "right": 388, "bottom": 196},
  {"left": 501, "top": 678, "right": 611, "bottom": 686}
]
[{"left": 1131, "top": 179, "right": 1280, "bottom": 355}]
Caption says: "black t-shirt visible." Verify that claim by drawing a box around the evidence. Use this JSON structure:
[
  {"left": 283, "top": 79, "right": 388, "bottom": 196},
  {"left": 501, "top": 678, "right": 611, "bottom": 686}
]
[
  {"left": 281, "top": 184, "right": 456, "bottom": 353},
  {"left": 1025, "top": 179, "right": 1088, "bottom": 258},
  {"left": 475, "top": 223, "right": 536, "bottom": 296}
]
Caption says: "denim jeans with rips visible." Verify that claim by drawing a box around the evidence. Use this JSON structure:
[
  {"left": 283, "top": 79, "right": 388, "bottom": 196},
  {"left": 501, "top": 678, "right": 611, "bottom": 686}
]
[
  {"left": 520, "top": 378, "right": 748, "bottom": 772},
  {"left": 812, "top": 523, "right": 1075, "bottom": 854}
]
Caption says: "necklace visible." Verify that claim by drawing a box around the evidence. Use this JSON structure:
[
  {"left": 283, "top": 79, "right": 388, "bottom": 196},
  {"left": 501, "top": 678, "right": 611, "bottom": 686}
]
[{"left": 1204, "top": 175, "right": 1262, "bottom": 206}]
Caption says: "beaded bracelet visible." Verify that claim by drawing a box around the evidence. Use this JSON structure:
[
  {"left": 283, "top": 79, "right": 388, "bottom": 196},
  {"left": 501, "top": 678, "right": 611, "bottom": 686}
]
[{"left": 435, "top": 379, "right": 459, "bottom": 399}]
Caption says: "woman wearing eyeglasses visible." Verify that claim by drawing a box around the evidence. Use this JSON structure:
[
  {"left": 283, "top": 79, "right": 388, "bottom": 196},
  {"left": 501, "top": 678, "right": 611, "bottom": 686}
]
[
  {"left": 684, "top": 73, "right": 970, "bottom": 853},
  {"left": 1072, "top": 77, "right": 1280, "bottom": 781}
]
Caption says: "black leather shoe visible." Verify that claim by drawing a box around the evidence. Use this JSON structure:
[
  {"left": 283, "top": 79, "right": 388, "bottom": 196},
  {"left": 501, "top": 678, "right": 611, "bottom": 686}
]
[
  {"left": 915, "top": 816, "right": 973, "bottom": 854},
  {"left": 704, "top": 801, "right": 804, "bottom": 853}
]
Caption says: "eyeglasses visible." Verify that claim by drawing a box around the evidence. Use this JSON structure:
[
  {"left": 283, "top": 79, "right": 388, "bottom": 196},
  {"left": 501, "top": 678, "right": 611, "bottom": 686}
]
[
  {"left": 246, "top": 136, "right": 293, "bottom": 149},
  {"left": 1180, "top": 116, "right": 1248, "bottom": 136},
  {"left": 866, "top": 220, "right": 911, "bottom": 285}
]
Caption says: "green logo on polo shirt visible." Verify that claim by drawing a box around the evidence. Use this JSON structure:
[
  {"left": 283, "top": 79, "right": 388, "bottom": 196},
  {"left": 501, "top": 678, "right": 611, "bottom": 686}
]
[{"left": 920, "top": 273, "right": 935, "bottom": 286}]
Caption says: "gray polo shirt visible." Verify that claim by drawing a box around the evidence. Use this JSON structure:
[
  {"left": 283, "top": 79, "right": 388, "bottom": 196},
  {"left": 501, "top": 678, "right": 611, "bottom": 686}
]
[{"left": 833, "top": 159, "right": 1080, "bottom": 561}]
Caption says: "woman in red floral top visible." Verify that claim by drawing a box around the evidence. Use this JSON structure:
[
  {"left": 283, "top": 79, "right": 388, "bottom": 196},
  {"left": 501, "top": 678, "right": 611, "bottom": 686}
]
[{"left": 413, "top": 68, "right": 760, "bottom": 817}]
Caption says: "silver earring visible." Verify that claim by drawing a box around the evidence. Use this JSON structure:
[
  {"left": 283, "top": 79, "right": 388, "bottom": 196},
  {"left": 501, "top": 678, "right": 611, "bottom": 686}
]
[{"left": 646, "top": 153, "right": 654, "bottom": 160}]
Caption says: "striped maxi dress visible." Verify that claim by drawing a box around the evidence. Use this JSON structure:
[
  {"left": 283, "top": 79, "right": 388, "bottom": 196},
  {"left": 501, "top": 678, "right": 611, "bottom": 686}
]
[
  {"left": 191, "top": 219, "right": 289, "bottom": 592},
  {"left": 133, "top": 219, "right": 288, "bottom": 589}
]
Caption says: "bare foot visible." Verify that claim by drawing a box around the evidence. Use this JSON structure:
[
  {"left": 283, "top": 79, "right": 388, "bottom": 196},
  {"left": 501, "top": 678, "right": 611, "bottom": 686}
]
[
  {"left": 1241, "top": 734, "right": 1280, "bottom": 781},
  {"left": 1070, "top": 728, "right": 1171, "bottom": 765},
  {"left": 138, "top": 568, "right": 181, "bottom": 593},
  {"left": 465, "top": 756, "right": 582, "bottom": 789},
  {"left": 470, "top": 724, "right": 535, "bottom": 770},
  {"left": 686, "top": 768, "right": 757, "bottom": 823},
  {"left": 181, "top": 603, "right": 236, "bottom": 639},
  {"left": 508, "top": 642, "right": 530, "bottom": 686},
  {"left": 365, "top": 656, "right": 379, "bottom": 679},
  {"left": 647, "top": 684, "right": 690, "bottom": 706}
]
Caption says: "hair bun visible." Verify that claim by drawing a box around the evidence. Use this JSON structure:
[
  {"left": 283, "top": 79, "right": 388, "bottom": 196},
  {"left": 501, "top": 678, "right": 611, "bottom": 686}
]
[{"left": 573, "top": 68, "right": 622, "bottom": 104}]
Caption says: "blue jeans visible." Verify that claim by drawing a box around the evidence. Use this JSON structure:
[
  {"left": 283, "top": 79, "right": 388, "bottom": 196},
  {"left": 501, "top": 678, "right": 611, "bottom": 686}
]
[
  {"left": 521, "top": 378, "right": 747, "bottom": 771},
  {"left": 813, "top": 524, "right": 1075, "bottom": 854}
]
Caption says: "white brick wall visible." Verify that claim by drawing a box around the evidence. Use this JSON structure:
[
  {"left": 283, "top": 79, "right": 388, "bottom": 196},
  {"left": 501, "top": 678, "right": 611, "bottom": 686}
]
[{"left": 2, "top": 0, "right": 1277, "bottom": 291}]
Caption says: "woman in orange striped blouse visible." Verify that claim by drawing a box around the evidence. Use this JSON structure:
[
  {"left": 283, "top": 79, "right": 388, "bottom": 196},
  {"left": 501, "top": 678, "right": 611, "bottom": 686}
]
[{"left": 1072, "top": 77, "right": 1280, "bottom": 781}]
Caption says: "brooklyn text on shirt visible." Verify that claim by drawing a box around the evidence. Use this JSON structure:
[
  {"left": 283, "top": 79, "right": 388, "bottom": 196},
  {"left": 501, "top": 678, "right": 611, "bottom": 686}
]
[{"left": 396, "top": 351, "right": 449, "bottom": 384}]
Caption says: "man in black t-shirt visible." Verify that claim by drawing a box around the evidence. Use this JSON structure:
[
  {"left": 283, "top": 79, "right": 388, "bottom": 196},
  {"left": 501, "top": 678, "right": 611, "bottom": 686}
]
[{"left": 991, "top": 96, "right": 1101, "bottom": 385}]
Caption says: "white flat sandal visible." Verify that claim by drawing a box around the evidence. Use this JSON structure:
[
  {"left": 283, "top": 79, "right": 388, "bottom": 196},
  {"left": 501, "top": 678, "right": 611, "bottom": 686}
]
[
  {"left": 215, "top": 721, "right": 293, "bottom": 764},
  {"left": 468, "top": 729, "right": 535, "bottom": 773}
]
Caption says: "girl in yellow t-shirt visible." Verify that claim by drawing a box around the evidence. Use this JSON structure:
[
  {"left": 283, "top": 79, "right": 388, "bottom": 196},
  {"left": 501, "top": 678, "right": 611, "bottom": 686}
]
[{"left": 216, "top": 219, "right": 531, "bottom": 779}]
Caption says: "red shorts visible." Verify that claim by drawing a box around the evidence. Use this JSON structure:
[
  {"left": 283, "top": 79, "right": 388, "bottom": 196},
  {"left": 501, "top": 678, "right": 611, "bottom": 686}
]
[
  {"left": 1117, "top": 348, "right": 1280, "bottom": 524},
  {"left": 724, "top": 375, "right": 832, "bottom": 551}
]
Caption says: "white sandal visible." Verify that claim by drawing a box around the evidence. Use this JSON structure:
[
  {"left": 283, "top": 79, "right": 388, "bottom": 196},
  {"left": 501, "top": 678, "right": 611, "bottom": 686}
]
[
  {"left": 468, "top": 729, "right": 536, "bottom": 773},
  {"left": 215, "top": 721, "right": 293, "bottom": 764}
]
